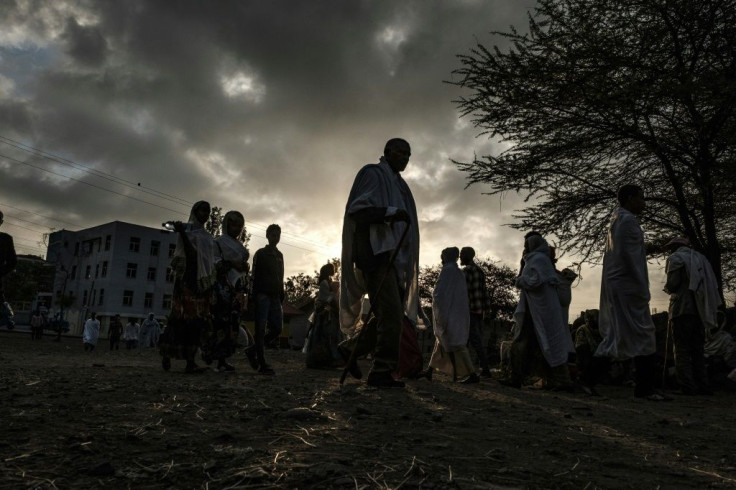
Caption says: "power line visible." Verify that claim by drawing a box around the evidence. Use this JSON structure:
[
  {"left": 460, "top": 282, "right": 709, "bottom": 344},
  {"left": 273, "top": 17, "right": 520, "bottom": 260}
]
[
  {"left": 2, "top": 160, "right": 332, "bottom": 255},
  {"left": 0, "top": 134, "right": 334, "bottom": 252},
  {"left": 0, "top": 135, "right": 191, "bottom": 207},
  {"left": 2, "top": 219, "right": 50, "bottom": 234},
  {"left": 0, "top": 201, "right": 81, "bottom": 229},
  {"left": 0, "top": 152, "right": 187, "bottom": 215}
]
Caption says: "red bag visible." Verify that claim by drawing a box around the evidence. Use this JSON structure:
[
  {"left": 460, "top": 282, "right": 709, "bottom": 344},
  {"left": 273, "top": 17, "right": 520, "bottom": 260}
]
[{"left": 394, "top": 317, "right": 423, "bottom": 379}]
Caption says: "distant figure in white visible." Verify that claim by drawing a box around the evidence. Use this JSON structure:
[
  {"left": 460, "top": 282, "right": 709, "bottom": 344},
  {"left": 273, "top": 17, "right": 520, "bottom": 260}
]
[
  {"left": 427, "top": 247, "right": 479, "bottom": 384},
  {"left": 82, "top": 312, "right": 100, "bottom": 352},
  {"left": 140, "top": 313, "right": 160, "bottom": 348},
  {"left": 124, "top": 317, "right": 140, "bottom": 350}
]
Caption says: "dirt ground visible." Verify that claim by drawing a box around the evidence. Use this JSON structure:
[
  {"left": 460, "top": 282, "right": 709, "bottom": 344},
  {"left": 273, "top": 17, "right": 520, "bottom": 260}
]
[{"left": 1, "top": 331, "right": 736, "bottom": 489}]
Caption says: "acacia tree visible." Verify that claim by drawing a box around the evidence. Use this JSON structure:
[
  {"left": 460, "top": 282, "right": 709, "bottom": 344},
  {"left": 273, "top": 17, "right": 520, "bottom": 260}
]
[
  {"left": 418, "top": 258, "right": 518, "bottom": 320},
  {"left": 451, "top": 0, "right": 736, "bottom": 294}
]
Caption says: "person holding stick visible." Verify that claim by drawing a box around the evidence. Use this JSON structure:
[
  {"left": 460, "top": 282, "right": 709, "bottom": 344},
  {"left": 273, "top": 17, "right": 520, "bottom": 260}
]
[{"left": 339, "top": 138, "right": 420, "bottom": 388}]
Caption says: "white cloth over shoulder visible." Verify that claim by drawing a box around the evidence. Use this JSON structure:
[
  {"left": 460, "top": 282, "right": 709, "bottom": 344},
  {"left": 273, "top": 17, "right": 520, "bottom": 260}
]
[
  {"left": 667, "top": 247, "right": 722, "bottom": 333},
  {"left": 513, "top": 237, "right": 574, "bottom": 368},
  {"left": 340, "top": 158, "right": 420, "bottom": 336},
  {"left": 215, "top": 236, "right": 249, "bottom": 288},
  {"left": 432, "top": 262, "right": 470, "bottom": 350},
  {"left": 82, "top": 318, "right": 100, "bottom": 346},
  {"left": 596, "top": 207, "right": 655, "bottom": 360},
  {"left": 172, "top": 201, "right": 217, "bottom": 292}
]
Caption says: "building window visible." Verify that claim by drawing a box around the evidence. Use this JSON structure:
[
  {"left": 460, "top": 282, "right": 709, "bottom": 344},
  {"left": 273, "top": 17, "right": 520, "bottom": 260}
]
[
  {"left": 150, "top": 240, "right": 160, "bottom": 256},
  {"left": 85, "top": 265, "right": 91, "bottom": 279},
  {"left": 98, "top": 289, "right": 105, "bottom": 306},
  {"left": 129, "top": 237, "right": 140, "bottom": 252},
  {"left": 147, "top": 267, "right": 157, "bottom": 281},
  {"left": 144, "top": 293, "right": 153, "bottom": 309},
  {"left": 168, "top": 243, "right": 176, "bottom": 258},
  {"left": 165, "top": 267, "right": 175, "bottom": 283},
  {"left": 95, "top": 264, "right": 99, "bottom": 278},
  {"left": 162, "top": 294, "right": 172, "bottom": 310},
  {"left": 122, "top": 290, "right": 134, "bottom": 307},
  {"left": 82, "top": 290, "right": 88, "bottom": 306},
  {"left": 101, "top": 261, "right": 108, "bottom": 278},
  {"left": 91, "top": 289, "right": 96, "bottom": 305},
  {"left": 126, "top": 263, "right": 138, "bottom": 279},
  {"left": 105, "top": 234, "right": 111, "bottom": 251},
  {"left": 70, "top": 265, "right": 77, "bottom": 280},
  {"left": 81, "top": 241, "right": 92, "bottom": 256},
  {"left": 74, "top": 242, "right": 80, "bottom": 256}
]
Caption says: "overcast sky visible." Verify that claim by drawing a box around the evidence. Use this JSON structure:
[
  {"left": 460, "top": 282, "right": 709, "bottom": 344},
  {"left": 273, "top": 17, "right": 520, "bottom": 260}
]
[{"left": 0, "top": 0, "right": 679, "bottom": 314}]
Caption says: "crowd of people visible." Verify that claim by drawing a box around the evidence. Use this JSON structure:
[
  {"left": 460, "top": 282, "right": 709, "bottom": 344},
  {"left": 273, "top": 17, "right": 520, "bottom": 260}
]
[
  {"left": 334, "top": 140, "right": 728, "bottom": 398},
  {"left": 0, "top": 139, "right": 732, "bottom": 400}
]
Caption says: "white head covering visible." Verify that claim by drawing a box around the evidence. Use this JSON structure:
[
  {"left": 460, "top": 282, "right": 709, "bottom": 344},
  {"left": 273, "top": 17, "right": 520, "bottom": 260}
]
[
  {"left": 215, "top": 210, "right": 250, "bottom": 288},
  {"left": 172, "top": 200, "right": 216, "bottom": 292}
]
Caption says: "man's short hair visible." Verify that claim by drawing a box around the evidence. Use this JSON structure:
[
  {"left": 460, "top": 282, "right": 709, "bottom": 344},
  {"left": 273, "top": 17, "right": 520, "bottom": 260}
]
[
  {"left": 460, "top": 246, "right": 475, "bottom": 259},
  {"left": 266, "top": 224, "right": 281, "bottom": 234},
  {"left": 442, "top": 247, "right": 460, "bottom": 263},
  {"left": 384, "top": 138, "right": 410, "bottom": 154},
  {"left": 617, "top": 184, "right": 643, "bottom": 206},
  {"left": 524, "top": 231, "right": 542, "bottom": 239}
]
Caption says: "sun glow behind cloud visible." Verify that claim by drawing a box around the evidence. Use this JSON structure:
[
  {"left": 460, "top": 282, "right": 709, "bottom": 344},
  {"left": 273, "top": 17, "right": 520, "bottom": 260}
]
[{"left": 220, "top": 71, "right": 266, "bottom": 103}]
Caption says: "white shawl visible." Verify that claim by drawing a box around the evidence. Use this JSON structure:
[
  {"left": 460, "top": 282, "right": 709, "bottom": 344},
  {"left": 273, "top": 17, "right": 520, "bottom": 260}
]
[
  {"left": 513, "top": 237, "right": 574, "bottom": 367},
  {"left": 215, "top": 211, "right": 250, "bottom": 288},
  {"left": 432, "top": 262, "right": 470, "bottom": 350},
  {"left": 667, "top": 247, "right": 722, "bottom": 333},
  {"left": 340, "top": 158, "right": 420, "bottom": 335},
  {"left": 172, "top": 201, "right": 217, "bottom": 292},
  {"left": 82, "top": 318, "right": 100, "bottom": 345},
  {"left": 596, "top": 207, "right": 655, "bottom": 360}
]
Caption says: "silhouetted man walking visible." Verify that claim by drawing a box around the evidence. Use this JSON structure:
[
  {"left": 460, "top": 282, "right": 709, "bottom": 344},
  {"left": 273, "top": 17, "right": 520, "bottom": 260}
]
[{"left": 340, "top": 138, "right": 420, "bottom": 388}]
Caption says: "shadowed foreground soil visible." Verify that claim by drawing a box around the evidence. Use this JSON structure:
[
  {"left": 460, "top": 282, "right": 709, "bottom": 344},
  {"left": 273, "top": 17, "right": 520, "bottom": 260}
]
[{"left": 1, "top": 331, "right": 736, "bottom": 489}]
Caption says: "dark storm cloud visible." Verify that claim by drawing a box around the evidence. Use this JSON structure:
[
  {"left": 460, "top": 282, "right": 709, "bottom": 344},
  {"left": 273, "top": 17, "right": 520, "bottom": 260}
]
[
  {"left": 62, "top": 17, "right": 107, "bottom": 66},
  {"left": 1, "top": 0, "right": 661, "bottom": 310}
]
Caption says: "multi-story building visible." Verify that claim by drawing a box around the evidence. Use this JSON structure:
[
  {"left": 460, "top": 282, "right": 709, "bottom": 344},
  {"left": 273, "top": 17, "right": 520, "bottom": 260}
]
[{"left": 46, "top": 221, "right": 178, "bottom": 335}]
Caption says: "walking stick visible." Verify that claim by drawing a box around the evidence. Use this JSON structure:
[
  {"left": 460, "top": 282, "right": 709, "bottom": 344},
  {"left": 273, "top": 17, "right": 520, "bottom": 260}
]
[
  {"left": 340, "top": 223, "right": 411, "bottom": 386},
  {"left": 661, "top": 319, "right": 671, "bottom": 389}
]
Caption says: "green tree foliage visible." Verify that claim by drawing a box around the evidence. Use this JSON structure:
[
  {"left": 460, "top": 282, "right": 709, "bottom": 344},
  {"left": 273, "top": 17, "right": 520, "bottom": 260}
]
[
  {"left": 451, "top": 0, "right": 736, "bottom": 293},
  {"left": 284, "top": 272, "right": 316, "bottom": 305},
  {"left": 206, "top": 205, "right": 251, "bottom": 246},
  {"left": 418, "top": 258, "right": 518, "bottom": 320}
]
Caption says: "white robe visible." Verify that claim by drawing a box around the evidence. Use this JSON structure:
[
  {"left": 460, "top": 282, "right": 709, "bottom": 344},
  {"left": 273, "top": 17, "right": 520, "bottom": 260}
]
[
  {"left": 123, "top": 322, "right": 140, "bottom": 341},
  {"left": 340, "top": 158, "right": 420, "bottom": 336},
  {"left": 596, "top": 207, "right": 655, "bottom": 360},
  {"left": 514, "top": 246, "right": 575, "bottom": 368},
  {"left": 140, "top": 318, "right": 159, "bottom": 347},
  {"left": 666, "top": 247, "right": 722, "bottom": 333},
  {"left": 82, "top": 319, "right": 100, "bottom": 346},
  {"left": 432, "top": 262, "right": 470, "bottom": 350},
  {"left": 215, "top": 218, "right": 250, "bottom": 289}
]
